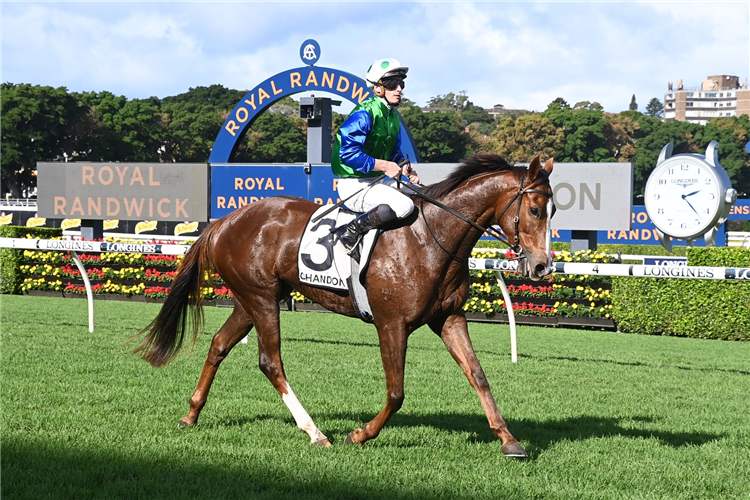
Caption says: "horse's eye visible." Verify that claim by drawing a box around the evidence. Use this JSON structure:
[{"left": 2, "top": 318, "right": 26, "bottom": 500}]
[{"left": 530, "top": 207, "right": 540, "bottom": 218}]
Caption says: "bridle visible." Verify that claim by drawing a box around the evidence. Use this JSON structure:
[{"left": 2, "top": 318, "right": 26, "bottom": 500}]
[
  {"left": 400, "top": 170, "right": 553, "bottom": 263},
  {"left": 496, "top": 174, "right": 555, "bottom": 253}
]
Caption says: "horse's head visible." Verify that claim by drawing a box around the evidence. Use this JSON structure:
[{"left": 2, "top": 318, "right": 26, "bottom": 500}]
[{"left": 496, "top": 156, "right": 555, "bottom": 281}]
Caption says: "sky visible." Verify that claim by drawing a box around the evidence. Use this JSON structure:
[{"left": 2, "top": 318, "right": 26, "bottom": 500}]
[{"left": 2, "top": 1, "right": 749, "bottom": 115}]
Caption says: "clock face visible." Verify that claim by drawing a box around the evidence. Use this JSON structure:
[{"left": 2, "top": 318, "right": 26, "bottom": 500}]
[{"left": 644, "top": 157, "right": 722, "bottom": 239}]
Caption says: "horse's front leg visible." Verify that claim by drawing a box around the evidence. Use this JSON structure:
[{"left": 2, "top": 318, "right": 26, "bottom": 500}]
[
  {"left": 345, "top": 324, "right": 408, "bottom": 445},
  {"left": 430, "top": 313, "right": 528, "bottom": 458},
  {"left": 179, "top": 306, "right": 254, "bottom": 428}
]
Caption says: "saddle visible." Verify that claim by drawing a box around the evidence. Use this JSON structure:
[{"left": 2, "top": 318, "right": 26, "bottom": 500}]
[{"left": 297, "top": 205, "right": 379, "bottom": 323}]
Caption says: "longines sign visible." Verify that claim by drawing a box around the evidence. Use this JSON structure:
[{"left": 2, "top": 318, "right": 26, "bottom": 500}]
[{"left": 37, "top": 162, "right": 209, "bottom": 222}]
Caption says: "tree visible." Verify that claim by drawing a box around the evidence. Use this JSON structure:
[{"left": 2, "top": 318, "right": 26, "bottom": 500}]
[
  {"left": 234, "top": 111, "right": 306, "bottom": 163},
  {"left": 1, "top": 83, "right": 88, "bottom": 197},
  {"left": 539, "top": 99, "right": 571, "bottom": 130},
  {"left": 629, "top": 95, "right": 638, "bottom": 111},
  {"left": 573, "top": 101, "right": 604, "bottom": 112},
  {"left": 160, "top": 100, "right": 223, "bottom": 163},
  {"left": 541, "top": 99, "right": 608, "bottom": 162},
  {"left": 490, "top": 115, "right": 564, "bottom": 163},
  {"left": 160, "top": 84, "right": 246, "bottom": 111},
  {"left": 400, "top": 104, "right": 468, "bottom": 162},
  {"left": 74, "top": 91, "right": 165, "bottom": 162},
  {"left": 426, "top": 91, "right": 469, "bottom": 110},
  {"left": 601, "top": 112, "right": 644, "bottom": 162},
  {"left": 695, "top": 115, "right": 750, "bottom": 196},
  {"left": 459, "top": 102, "right": 494, "bottom": 131},
  {"left": 645, "top": 98, "right": 664, "bottom": 118}
]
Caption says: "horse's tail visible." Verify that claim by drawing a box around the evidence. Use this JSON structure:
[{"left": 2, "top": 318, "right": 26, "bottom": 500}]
[{"left": 130, "top": 222, "right": 220, "bottom": 367}]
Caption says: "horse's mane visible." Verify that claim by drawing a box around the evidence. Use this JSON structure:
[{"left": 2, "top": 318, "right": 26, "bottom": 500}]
[{"left": 417, "top": 153, "right": 527, "bottom": 199}]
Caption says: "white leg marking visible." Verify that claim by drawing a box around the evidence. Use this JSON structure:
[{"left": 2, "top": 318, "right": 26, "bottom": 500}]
[{"left": 280, "top": 382, "right": 328, "bottom": 444}]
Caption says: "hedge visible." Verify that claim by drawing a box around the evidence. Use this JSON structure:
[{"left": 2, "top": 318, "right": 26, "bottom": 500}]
[
  {"left": 612, "top": 247, "right": 750, "bottom": 340},
  {"left": 0, "top": 226, "right": 62, "bottom": 294}
]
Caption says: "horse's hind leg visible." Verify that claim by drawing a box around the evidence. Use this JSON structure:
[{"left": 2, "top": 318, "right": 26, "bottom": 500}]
[
  {"left": 431, "top": 313, "right": 528, "bottom": 458},
  {"left": 179, "top": 305, "right": 254, "bottom": 428},
  {"left": 248, "top": 297, "right": 331, "bottom": 447}
]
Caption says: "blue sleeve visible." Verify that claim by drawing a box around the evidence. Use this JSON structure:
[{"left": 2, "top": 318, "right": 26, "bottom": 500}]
[{"left": 338, "top": 110, "right": 376, "bottom": 174}]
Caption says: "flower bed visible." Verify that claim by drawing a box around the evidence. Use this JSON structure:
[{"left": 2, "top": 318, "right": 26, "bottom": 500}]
[
  {"left": 463, "top": 249, "right": 616, "bottom": 326},
  {"left": 15, "top": 238, "right": 618, "bottom": 329}
]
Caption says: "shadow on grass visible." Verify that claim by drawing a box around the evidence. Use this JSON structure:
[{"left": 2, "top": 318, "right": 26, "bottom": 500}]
[
  {"left": 1, "top": 440, "right": 413, "bottom": 500},
  {"left": 2, "top": 412, "right": 724, "bottom": 500},
  {"left": 354, "top": 412, "right": 723, "bottom": 454},
  {"left": 211, "top": 410, "right": 722, "bottom": 454}
]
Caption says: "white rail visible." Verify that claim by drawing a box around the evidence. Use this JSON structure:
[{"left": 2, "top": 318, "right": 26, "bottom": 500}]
[
  {"left": 4, "top": 238, "right": 749, "bottom": 365},
  {"left": 0, "top": 237, "right": 191, "bottom": 333},
  {"left": 0, "top": 237, "right": 190, "bottom": 255},
  {"left": 468, "top": 258, "right": 750, "bottom": 281}
]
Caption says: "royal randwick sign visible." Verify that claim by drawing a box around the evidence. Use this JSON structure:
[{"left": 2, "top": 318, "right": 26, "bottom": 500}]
[{"left": 37, "top": 162, "right": 209, "bottom": 222}]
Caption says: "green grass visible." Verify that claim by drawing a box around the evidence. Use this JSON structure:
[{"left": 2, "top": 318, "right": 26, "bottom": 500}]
[{"left": 2, "top": 295, "right": 749, "bottom": 500}]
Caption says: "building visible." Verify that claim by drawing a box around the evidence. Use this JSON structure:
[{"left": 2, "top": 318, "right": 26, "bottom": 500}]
[{"left": 664, "top": 75, "right": 750, "bottom": 125}]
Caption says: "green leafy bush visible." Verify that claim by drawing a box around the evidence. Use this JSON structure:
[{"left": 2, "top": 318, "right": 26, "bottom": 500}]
[
  {"left": 612, "top": 247, "right": 750, "bottom": 340},
  {"left": 687, "top": 247, "right": 750, "bottom": 267}
]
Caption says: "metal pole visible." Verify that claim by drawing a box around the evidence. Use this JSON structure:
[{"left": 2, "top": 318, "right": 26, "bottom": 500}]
[{"left": 69, "top": 251, "right": 94, "bottom": 332}]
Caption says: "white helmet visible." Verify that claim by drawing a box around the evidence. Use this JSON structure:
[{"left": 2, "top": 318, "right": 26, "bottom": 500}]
[{"left": 365, "top": 58, "right": 409, "bottom": 88}]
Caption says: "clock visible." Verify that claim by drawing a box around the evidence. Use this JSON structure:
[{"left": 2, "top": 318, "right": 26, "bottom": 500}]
[{"left": 644, "top": 140, "right": 737, "bottom": 252}]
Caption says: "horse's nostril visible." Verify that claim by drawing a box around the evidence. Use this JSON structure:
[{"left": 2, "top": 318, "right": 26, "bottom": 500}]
[{"left": 534, "top": 263, "right": 547, "bottom": 275}]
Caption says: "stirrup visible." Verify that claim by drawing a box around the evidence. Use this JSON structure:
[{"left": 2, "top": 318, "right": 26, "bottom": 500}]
[
  {"left": 330, "top": 227, "right": 362, "bottom": 261},
  {"left": 331, "top": 226, "right": 357, "bottom": 250}
]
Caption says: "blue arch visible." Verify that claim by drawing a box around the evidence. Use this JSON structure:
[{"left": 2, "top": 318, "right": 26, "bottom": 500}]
[{"left": 209, "top": 66, "right": 421, "bottom": 164}]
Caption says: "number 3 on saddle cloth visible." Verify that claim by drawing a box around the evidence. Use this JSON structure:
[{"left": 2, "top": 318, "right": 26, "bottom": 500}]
[{"left": 297, "top": 205, "right": 379, "bottom": 323}]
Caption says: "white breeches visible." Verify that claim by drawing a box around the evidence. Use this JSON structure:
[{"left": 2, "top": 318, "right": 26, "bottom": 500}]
[{"left": 337, "top": 177, "right": 415, "bottom": 218}]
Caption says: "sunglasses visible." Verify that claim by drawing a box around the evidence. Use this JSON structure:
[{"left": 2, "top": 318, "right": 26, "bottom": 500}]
[{"left": 378, "top": 79, "right": 405, "bottom": 90}]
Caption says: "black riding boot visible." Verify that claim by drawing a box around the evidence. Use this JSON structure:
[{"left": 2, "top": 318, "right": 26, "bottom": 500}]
[{"left": 332, "top": 205, "right": 398, "bottom": 255}]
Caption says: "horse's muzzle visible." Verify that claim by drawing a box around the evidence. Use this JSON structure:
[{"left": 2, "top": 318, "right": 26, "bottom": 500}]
[{"left": 517, "top": 256, "right": 552, "bottom": 281}]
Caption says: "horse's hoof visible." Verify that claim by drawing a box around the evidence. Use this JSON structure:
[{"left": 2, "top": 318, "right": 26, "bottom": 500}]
[
  {"left": 344, "top": 428, "right": 364, "bottom": 445},
  {"left": 311, "top": 437, "right": 332, "bottom": 447},
  {"left": 178, "top": 417, "right": 195, "bottom": 429},
  {"left": 501, "top": 442, "right": 528, "bottom": 458}
]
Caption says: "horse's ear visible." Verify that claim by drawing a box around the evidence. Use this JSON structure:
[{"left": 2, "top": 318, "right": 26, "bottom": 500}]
[
  {"left": 543, "top": 158, "right": 554, "bottom": 175},
  {"left": 528, "top": 155, "right": 541, "bottom": 180}
]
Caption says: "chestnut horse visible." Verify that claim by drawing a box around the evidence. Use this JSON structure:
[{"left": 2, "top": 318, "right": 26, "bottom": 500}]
[{"left": 133, "top": 153, "right": 554, "bottom": 458}]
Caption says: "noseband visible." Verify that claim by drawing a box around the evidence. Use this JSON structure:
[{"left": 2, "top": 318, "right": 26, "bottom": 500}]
[{"left": 405, "top": 175, "right": 553, "bottom": 262}]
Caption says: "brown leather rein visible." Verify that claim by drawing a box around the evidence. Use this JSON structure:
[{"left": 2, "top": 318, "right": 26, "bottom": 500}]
[{"left": 400, "top": 174, "right": 553, "bottom": 263}]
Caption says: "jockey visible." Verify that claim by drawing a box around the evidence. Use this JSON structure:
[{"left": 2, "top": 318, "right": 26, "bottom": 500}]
[{"left": 331, "top": 58, "right": 421, "bottom": 254}]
